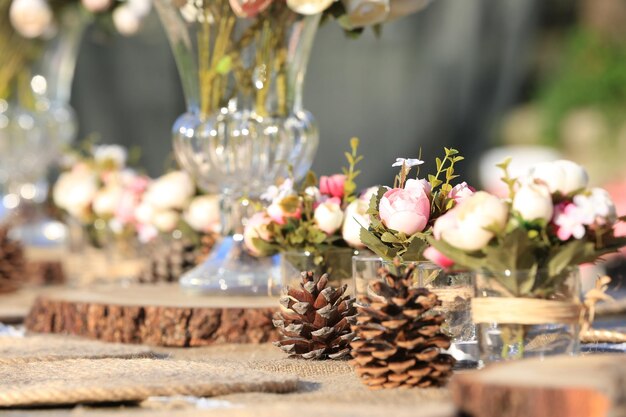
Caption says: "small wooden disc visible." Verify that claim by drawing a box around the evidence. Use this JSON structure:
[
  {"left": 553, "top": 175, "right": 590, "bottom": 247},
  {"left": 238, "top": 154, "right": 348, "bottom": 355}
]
[
  {"left": 450, "top": 354, "right": 626, "bottom": 417},
  {"left": 25, "top": 284, "right": 279, "bottom": 347}
]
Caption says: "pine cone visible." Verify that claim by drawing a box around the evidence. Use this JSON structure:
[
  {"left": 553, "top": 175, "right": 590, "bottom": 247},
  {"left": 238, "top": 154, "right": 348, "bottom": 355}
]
[
  {"left": 273, "top": 271, "right": 357, "bottom": 360},
  {"left": 350, "top": 262, "right": 455, "bottom": 389},
  {"left": 0, "top": 228, "right": 26, "bottom": 294},
  {"left": 138, "top": 238, "right": 200, "bottom": 283}
]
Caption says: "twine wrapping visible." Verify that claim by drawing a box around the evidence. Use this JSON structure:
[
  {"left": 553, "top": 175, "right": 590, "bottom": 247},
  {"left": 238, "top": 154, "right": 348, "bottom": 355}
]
[{"left": 471, "top": 297, "right": 582, "bottom": 325}]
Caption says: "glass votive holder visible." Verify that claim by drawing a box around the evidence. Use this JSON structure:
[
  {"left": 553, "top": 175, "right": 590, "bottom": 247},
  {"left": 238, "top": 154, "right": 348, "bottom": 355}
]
[
  {"left": 352, "top": 254, "right": 383, "bottom": 304},
  {"left": 418, "top": 262, "right": 478, "bottom": 368},
  {"left": 280, "top": 248, "right": 357, "bottom": 292}
]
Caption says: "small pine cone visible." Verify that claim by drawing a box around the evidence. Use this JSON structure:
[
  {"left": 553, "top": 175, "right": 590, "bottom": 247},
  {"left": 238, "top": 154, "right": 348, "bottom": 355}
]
[
  {"left": 138, "top": 238, "right": 199, "bottom": 283},
  {"left": 195, "top": 233, "right": 217, "bottom": 264},
  {"left": 350, "top": 262, "right": 455, "bottom": 389},
  {"left": 0, "top": 227, "right": 26, "bottom": 294},
  {"left": 273, "top": 271, "right": 358, "bottom": 360}
]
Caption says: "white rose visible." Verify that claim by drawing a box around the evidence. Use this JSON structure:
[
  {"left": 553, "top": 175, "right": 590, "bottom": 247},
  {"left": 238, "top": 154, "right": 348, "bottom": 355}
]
[
  {"left": 92, "top": 185, "right": 124, "bottom": 217},
  {"left": 53, "top": 170, "right": 99, "bottom": 219},
  {"left": 286, "top": 0, "right": 334, "bottom": 15},
  {"left": 9, "top": 0, "right": 54, "bottom": 39},
  {"left": 94, "top": 144, "right": 127, "bottom": 168},
  {"left": 184, "top": 195, "right": 220, "bottom": 233},
  {"left": 512, "top": 182, "right": 554, "bottom": 222},
  {"left": 81, "top": 0, "right": 111, "bottom": 12},
  {"left": 128, "top": 0, "right": 151, "bottom": 17},
  {"left": 152, "top": 210, "right": 180, "bottom": 232},
  {"left": 433, "top": 191, "right": 508, "bottom": 251},
  {"left": 134, "top": 202, "right": 155, "bottom": 225},
  {"left": 243, "top": 212, "right": 272, "bottom": 256},
  {"left": 342, "top": 0, "right": 390, "bottom": 28},
  {"left": 314, "top": 201, "right": 344, "bottom": 235},
  {"left": 342, "top": 199, "right": 369, "bottom": 248},
  {"left": 112, "top": 5, "right": 141, "bottom": 36},
  {"left": 144, "top": 171, "right": 195, "bottom": 211},
  {"left": 528, "top": 160, "right": 588, "bottom": 196}
]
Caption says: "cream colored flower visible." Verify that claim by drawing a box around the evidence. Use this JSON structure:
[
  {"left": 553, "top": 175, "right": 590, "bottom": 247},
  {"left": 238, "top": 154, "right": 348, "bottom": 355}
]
[
  {"left": 287, "top": 0, "right": 334, "bottom": 15},
  {"left": 9, "top": 0, "right": 54, "bottom": 39}
]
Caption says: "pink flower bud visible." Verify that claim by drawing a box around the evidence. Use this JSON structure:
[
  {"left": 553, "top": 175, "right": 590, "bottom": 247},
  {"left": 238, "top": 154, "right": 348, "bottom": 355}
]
[{"left": 320, "top": 174, "right": 346, "bottom": 200}]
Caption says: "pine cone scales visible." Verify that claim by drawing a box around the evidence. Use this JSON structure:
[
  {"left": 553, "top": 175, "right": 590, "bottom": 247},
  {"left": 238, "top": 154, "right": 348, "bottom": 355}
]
[
  {"left": 0, "top": 228, "right": 26, "bottom": 294},
  {"left": 139, "top": 238, "right": 199, "bottom": 283},
  {"left": 273, "top": 272, "right": 357, "bottom": 360},
  {"left": 350, "top": 264, "right": 455, "bottom": 389}
]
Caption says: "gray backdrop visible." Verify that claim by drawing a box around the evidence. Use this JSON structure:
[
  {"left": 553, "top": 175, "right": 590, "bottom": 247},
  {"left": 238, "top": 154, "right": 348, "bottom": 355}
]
[{"left": 72, "top": 0, "right": 538, "bottom": 189}]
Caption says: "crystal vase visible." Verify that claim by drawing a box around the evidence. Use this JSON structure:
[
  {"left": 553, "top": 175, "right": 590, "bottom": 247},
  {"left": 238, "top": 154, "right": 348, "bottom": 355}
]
[
  {"left": 155, "top": 0, "right": 320, "bottom": 294},
  {"left": 474, "top": 267, "right": 581, "bottom": 365},
  {"left": 0, "top": 6, "right": 86, "bottom": 246}
]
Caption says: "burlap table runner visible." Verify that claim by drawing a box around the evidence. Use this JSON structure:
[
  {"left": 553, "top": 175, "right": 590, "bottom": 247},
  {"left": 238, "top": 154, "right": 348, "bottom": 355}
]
[
  {"left": 0, "top": 335, "right": 157, "bottom": 364},
  {"left": 0, "top": 358, "right": 298, "bottom": 407}
]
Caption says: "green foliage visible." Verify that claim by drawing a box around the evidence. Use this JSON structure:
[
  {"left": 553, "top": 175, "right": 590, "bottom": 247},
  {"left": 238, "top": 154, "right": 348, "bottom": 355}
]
[
  {"left": 342, "top": 137, "right": 363, "bottom": 204},
  {"left": 537, "top": 29, "right": 626, "bottom": 145}
]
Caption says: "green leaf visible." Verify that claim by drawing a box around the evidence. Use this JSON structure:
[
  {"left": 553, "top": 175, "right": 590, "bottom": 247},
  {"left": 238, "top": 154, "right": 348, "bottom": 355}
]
[
  {"left": 360, "top": 228, "right": 398, "bottom": 261},
  {"left": 427, "top": 237, "right": 487, "bottom": 271},
  {"left": 435, "top": 157, "right": 443, "bottom": 171},
  {"left": 402, "top": 237, "right": 427, "bottom": 262},
  {"left": 380, "top": 232, "right": 400, "bottom": 244}
]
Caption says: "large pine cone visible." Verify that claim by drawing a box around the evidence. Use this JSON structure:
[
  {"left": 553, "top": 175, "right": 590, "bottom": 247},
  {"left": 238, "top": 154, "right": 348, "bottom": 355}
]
[
  {"left": 0, "top": 228, "right": 26, "bottom": 294},
  {"left": 273, "top": 271, "right": 357, "bottom": 360},
  {"left": 350, "top": 262, "right": 455, "bottom": 389}
]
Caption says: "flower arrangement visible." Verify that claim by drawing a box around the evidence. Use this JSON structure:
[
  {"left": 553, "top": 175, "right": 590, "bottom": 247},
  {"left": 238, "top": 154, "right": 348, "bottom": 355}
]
[
  {"left": 53, "top": 144, "right": 220, "bottom": 245},
  {"left": 425, "top": 158, "right": 626, "bottom": 298},
  {"left": 1, "top": 0, "right": 150, "bottom": 99},
  {"left": 8, "top": 0, "right": 151, "bottom": 39},
  {"left": 360, "top": 147, "right": 473, "bottom": 263},
  {"left": 243, "top": 138, "right": 372, "bottom": 270}
]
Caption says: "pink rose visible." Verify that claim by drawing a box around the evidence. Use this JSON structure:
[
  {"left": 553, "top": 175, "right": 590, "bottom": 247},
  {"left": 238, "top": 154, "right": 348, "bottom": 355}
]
[
  {"left": 378, "top": 186, "right": 430, "bottom": 235},
  {"left": 229, "top": 0, "right": 272, "bottom": 18},
  {"left": 448, "top": 182, "right": 475, "bottom": 204},
  {"left": 320, "top": 174, "right": 346, "bottom": 199},
  {"left": 405, "top": 178, "right": 431, "bottom": 195},
  {"left": 114, "top": 175, "right": 150, "bottom": 225},
  {"left": 423, "top": 246, "right": 455, "bottom": 269},
  {"left": 243, "top": 213, "right": 272, "bottom": 256}
]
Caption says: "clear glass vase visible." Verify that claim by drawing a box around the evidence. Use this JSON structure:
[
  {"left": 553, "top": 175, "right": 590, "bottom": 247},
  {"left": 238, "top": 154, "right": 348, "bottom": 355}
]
[
  {"left": 281, "top": 248, "right": 357, "bottom": 293},
  {"left": 0, "top": 6, "right": 86, "bottom": 246},
  {"left": 155, "top": 0, "right": 320, "bottom": 294},
  {"left": 418, "top": 262, "right": 478, "bottom": 368},
  {"left": 474, "top": 267, "right": 581, "bottom": 365}
]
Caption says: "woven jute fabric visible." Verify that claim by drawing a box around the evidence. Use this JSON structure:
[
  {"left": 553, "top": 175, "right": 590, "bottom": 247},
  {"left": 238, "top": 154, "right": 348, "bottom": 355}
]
[
  {"left": 0, "top": 358, "right": 298, "bottom": 407},
  {"left": 0, "top": 335, "right": 157, "bottom": 364}
]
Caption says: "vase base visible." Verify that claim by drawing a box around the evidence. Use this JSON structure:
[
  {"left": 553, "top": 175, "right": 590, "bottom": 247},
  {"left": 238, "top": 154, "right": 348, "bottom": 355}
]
[
  {"left": 179, "top": 236, "right": 280, "bottom": 296},
  {"left": 446, "top": 341, "right": 480, "bottom": 369}
]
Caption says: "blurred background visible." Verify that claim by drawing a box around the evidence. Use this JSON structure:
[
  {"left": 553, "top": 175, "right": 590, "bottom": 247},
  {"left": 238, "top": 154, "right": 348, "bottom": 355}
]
[{"left": 71, "top": 0, "right": 626, "bottom": 189}]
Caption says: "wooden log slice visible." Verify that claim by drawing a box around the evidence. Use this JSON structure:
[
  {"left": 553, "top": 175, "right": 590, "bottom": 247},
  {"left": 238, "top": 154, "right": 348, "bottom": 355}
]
[
  {"left": 25, "top": 284, "right": 279, "bottom": 347},
  {"left": 450, "top": 354, "right": 626, "bottom": 417}
]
